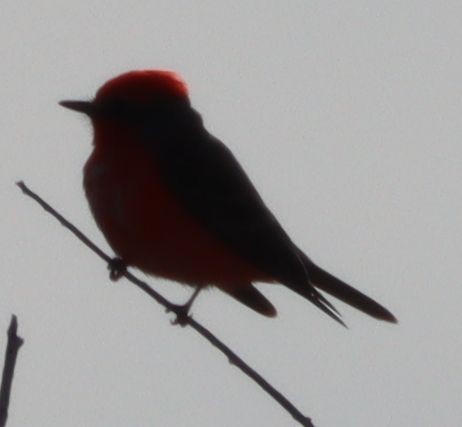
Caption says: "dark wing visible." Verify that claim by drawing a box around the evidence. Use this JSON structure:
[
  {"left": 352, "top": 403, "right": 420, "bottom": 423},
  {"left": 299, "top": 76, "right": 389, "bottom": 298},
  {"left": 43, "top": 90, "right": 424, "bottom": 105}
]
[
  {"left": 149, "top": 112, "right": 342, "bottom": 323},
  {"left": 156, "top": 132, "right": 302, "bottom": 285}
]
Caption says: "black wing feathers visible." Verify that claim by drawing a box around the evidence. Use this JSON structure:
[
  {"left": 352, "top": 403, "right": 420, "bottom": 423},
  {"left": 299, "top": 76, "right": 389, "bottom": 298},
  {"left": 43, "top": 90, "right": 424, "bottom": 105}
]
[{"left": 145, "top": 109, "right": 394, "bottom": 323}]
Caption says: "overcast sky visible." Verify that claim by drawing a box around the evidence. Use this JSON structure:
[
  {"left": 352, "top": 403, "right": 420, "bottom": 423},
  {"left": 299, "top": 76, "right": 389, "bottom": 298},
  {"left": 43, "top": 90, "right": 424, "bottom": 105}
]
[{"left": 1, "top": 1, "right": 461, "bottom": 426}]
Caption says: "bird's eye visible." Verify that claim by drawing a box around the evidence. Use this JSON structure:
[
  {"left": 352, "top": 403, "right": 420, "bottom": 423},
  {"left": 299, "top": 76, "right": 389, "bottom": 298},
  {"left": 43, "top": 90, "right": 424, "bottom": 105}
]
[{"left": 98, "top": 99, "right": 138, "bottom": 120}]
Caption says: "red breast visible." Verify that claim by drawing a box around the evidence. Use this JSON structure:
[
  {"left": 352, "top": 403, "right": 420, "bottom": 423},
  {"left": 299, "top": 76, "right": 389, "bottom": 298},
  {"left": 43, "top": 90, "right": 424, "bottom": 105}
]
[{"left": 84, "top": 128, "right": 269, "bottom": 289}]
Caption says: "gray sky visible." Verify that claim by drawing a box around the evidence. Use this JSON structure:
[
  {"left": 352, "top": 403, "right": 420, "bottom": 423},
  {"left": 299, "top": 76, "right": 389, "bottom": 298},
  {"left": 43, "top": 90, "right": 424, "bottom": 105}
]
[{"left": 2, "top": 1, "right": 461, "bottom": 426}]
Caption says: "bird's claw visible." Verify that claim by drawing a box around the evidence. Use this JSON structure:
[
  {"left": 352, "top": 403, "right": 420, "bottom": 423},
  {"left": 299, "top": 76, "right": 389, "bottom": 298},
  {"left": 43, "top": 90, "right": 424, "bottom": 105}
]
[
  {"left": 108, "top": 257, "right": 126, "bottom": 281},
  {"left": 166, "top": 303, "right": 192, "bottom": 327},
  {"left": 165, "top": 287, "right": 201, "bottom": 326}
]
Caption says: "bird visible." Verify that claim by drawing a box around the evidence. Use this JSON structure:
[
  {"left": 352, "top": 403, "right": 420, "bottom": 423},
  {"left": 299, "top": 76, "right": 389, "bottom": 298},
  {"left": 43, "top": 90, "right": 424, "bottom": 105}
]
[{"left": 60, "top": 70, "right": 396, "bottom": 326}]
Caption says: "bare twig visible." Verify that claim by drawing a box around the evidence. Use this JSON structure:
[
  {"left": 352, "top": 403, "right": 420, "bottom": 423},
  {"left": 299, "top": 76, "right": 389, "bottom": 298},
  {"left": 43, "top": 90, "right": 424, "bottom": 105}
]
[
  {"left": 17, "top": 181, "right": 315, "bottom": 427},
  {"left": 0, "top": 315, "right": 24, "bottom": 427}
]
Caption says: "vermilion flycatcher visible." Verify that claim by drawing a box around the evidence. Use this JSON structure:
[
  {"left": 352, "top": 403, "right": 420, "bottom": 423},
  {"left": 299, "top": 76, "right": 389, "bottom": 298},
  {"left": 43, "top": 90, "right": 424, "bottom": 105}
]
[{"left": 60, "top": 70, "right": 396, "bottom": 325}]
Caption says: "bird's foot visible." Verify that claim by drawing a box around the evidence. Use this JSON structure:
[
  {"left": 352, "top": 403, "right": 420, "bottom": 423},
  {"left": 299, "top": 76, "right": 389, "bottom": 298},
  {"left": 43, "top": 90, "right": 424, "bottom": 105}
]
[
  {"left": 167, "top": 303, "right": 192, "bottom": 327},
  {"left": 166, "top": 287, "right": 201, "bottom": 327},
  {"left": 107, "top": 257, "right": 127, "bottom": 281}
]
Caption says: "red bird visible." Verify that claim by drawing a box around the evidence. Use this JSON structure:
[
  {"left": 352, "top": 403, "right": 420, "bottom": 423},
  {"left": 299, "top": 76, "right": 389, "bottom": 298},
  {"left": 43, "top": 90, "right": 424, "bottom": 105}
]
[{"left": 60, "top": 70, "right": 396, "bottom": 325}]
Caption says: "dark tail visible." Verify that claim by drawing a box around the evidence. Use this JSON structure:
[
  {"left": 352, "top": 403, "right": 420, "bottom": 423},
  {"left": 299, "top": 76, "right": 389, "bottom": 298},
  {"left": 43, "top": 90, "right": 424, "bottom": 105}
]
[
  {"left": 298, "top": 250, "right": 397, "bottom": 323},
  {"left": 222, "top": 283, "right": 277, "bottom": 317}
]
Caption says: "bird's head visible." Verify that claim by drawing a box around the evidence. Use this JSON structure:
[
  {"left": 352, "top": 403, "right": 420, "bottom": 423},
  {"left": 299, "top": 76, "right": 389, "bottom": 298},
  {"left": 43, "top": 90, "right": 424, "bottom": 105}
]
[{"left": 60, "top": 70, "right": 191, "bottom": 125}]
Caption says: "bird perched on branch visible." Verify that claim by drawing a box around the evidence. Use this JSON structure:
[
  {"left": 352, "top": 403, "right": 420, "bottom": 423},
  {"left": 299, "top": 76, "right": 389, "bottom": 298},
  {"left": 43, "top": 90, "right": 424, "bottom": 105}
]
[{"left": 60, "top": 70, "right": 396, "bottom": 326}]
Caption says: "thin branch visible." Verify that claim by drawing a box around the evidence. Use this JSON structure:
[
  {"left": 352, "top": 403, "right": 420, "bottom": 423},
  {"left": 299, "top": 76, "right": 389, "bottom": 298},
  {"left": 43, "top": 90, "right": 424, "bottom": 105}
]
[
  {"left": 17, "top": 181, "right": 315, "bottom": 427},
  {"left": 0, "top": 315, "right": 24, "bottom": 427}
]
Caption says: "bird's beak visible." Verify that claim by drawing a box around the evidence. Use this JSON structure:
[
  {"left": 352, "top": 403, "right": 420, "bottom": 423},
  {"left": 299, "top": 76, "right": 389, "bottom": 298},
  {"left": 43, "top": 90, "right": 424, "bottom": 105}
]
[{"left": 59, "top": 100, "right": 95, "bottom": 116}]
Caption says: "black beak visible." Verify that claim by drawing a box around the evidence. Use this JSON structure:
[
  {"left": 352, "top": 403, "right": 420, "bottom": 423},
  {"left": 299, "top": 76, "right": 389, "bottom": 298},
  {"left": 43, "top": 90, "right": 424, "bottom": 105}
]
[{"left": 59, "top": 100, "right": 95, "bottom": 116}]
